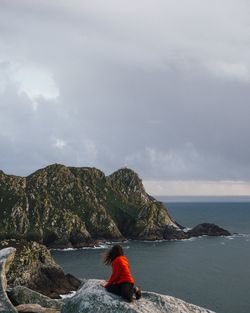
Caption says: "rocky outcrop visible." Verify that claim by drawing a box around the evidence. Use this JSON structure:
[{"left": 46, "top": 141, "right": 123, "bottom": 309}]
[
  {"left": 0, "top": 247, "right": 17, "bottom": 313},
  {"left": 0, "top": 164, "right": 180, "bottom": 247},
  {"left": 8, "top": 286, "right": 63, "bottom": 310},
  {"left": 0, "top": 240, "right": 81, "bottom": 299},
  {"left": 15, "top": 304, "right": 59, "bottom": 313},
  {"left": 187, "top": 223, "right": 231, "bottom": 237},
  {"left": 1, "top": 247, "right": 217, "bottom": 313},
  {"left": 164, "top": 226, "right": 189, "bottom": 240},
  {"left": 62, "top": 279, "right": 215, "bottom": 313}
]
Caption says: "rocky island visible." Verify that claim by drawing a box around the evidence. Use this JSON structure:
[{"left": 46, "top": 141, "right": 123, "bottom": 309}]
[{"left": 0, "top": 164, "right": 230, "bottom": 249}]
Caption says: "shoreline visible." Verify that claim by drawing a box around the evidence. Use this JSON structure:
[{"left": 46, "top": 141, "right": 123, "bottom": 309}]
[{"left": 50, "top": 233, "right": 246, "bottom": 251}]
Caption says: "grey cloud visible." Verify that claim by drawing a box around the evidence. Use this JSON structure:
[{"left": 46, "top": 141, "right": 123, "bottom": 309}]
[{"left": 0, "top": 1, "right": 250, "bottom": 181}]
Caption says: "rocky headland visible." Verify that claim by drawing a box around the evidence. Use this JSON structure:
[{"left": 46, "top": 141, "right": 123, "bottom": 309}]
[
  {"left": 0, "top": 164, "right": 231, "bottom": 249},
  {"left": 0, "top": 246, "right": 216, "bottom": 313}
]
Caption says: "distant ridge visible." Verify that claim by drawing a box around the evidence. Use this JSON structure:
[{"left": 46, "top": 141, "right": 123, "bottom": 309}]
[{"left": 156, "top": 195, "right": 250, "bottom": 202}]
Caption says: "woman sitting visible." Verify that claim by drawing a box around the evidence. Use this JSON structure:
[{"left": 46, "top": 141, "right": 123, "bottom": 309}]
[{"left": 102, "top": 244, "right": 141, "bottom": 302}]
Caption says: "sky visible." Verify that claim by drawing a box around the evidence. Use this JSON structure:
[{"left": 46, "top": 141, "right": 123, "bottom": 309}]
[{"left": 1, "top": 0, "right": 250, "bottom": 195}]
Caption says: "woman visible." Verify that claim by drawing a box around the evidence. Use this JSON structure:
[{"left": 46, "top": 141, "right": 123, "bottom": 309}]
[{"left": 103, "top": 244, "right": 141, "bottom": 302}]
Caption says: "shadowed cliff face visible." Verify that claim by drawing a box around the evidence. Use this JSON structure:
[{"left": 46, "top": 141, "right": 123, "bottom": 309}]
[{"left": 0, "top": 164, "right": 178, "bottom": 247}]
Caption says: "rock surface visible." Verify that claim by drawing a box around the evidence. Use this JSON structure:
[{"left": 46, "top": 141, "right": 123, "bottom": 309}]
[
  {"left": 0, "top": 164, "right": 179, "bottom": 246},
  {"left": 8, "top": 286, "right": 62, "bottom": 310},
  {"left": 0, "top": 247, "right": 17, "bottom": 313},
  {"left": 15, "top": 304, "right": 59, "bottom": 313},
  {"left": 62, "top": 279, "right": 215, "bottom": 313},
  {"left": 0, "top": 240, "right": 81, "bottom": 299}
]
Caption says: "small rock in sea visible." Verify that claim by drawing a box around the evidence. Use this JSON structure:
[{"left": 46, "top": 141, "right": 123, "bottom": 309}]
[{"left": 187, "top": 223, "right": 231, "bottom": 237}]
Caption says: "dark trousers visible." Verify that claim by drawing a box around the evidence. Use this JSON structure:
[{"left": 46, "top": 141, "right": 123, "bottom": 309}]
[{"left": 106, "top": 282, "right": 134, "bottom": 302}]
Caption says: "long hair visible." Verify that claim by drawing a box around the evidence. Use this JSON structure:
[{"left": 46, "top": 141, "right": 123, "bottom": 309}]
[{"left": 103, "top": 244, "right": 124, "bottom": 266}]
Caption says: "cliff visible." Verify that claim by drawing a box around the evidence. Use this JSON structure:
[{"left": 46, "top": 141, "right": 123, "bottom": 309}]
[
  {"left": 0, "top": 164, "right": 179, "bottom": 248},
  {"left": 0, "top": 240, "right": 81, "bottom": 299}
]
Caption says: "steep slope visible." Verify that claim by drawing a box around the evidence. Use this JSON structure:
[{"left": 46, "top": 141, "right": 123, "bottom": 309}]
[
  {"left": 106, "top": 168, "right": 177, "bottom": 239},
  {"left": 0, "top": 164, "right": 181, "bottom": 247}
]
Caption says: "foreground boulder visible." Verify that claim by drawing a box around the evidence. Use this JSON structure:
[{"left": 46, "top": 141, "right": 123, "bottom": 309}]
[
  {"left": 62, "top": 279, "right": 215, "bottom": 313},
  {"left": 0, "top": 240, "right": 81, "bottom": 299},
  {"left": 15, "top": 304, "right": 59, "bottom": 313},
  {"left": 187, "top": 223, "right": 231, "bottom": 237},
  {"left": 0, "top": 247, "right": 17, "bottom": 313},
  {"left": 8, "top": 286, "right": 63, "bottom": 310}
]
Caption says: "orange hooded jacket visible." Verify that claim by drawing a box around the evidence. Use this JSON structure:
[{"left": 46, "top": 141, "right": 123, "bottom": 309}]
[{"left": 105, "top": 255, "right": 135, "bottom": 287}]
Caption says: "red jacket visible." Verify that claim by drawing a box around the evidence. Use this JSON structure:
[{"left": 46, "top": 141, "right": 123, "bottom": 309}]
[{"left": 105, "top": 255, "right": 135, "bottom": 287}]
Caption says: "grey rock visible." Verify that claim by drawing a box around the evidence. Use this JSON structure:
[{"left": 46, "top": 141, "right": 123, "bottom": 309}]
[
  {"left": 0, "top": 247, "right": 17, "bottom": 313},
  {"left": 62, "top": 279, "right": 216, "bottom": 313},
  {"left": 0, "top": 240, "right": 81, "bottom": 299},
  {"left": 8, "top": 286, "right": 62, "bottom": 310},
  {"left": 15, "top": 304, "right": 59, "bottom": 313},
  {"left": 163, "top": 225, "right": 188, "bottom": 240}
]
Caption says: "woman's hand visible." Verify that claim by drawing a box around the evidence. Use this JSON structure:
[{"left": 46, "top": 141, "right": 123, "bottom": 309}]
[{"left": 100, "top": 281, "right": 106, "bottom": 287}]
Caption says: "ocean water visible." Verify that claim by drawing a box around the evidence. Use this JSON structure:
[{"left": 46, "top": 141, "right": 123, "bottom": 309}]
[{"left": 52, "top": 200, "right": 250, "bottom": 313}]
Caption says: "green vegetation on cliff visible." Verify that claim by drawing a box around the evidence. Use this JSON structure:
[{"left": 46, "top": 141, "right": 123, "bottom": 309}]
[{"left": 0, "top": 164, "right": 179, "bottom": 247}]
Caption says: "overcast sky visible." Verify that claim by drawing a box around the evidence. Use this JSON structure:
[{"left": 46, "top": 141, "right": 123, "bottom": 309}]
[{"left": 1, "top": 1, "right": 250, "bottom": 195}]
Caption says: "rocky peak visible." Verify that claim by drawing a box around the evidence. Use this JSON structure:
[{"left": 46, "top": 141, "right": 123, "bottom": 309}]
[
  {"left": 108, "top": 168, "right": 148, "bottom": 201},
  {"left": 69, "top": 167, "right": 105, "bottom": 180},
  {"left": 28, "top": 163, "right": 67, "bottom": 175},
  {"left": 27, "top": 164, "right": 73, "bottom": 187},
  {"left": 109, "top": 168, "right": 144, "bottom": 188}
]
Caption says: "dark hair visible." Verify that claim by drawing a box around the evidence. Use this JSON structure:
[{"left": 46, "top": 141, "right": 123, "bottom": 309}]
[{"left": 103, "top": 244, "right": 124, "bottom": 266}]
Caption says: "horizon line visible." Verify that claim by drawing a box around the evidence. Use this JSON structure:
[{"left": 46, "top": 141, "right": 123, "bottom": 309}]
[{"left": 143, "top": 180, "right": 250, "bottom": 197}]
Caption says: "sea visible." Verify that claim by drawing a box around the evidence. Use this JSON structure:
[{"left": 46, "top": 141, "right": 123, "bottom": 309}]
[{"left": 52, "top": 197, "right": 250, "bottom": 313}]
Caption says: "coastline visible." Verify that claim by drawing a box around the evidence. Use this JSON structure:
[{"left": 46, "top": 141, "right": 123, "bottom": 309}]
[{"left": 50, "top": 234, "right": 242, "bottom": 251}]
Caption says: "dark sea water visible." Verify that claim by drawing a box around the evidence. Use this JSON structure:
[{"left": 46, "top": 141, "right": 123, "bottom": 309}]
[{"left": 52, "top": 199, "right": 250, "bottom": 313}]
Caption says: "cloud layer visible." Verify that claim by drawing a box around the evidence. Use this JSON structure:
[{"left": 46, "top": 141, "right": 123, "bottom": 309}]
[{"left": 1, "top": 0, "right": 250, "bottom": 185}]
